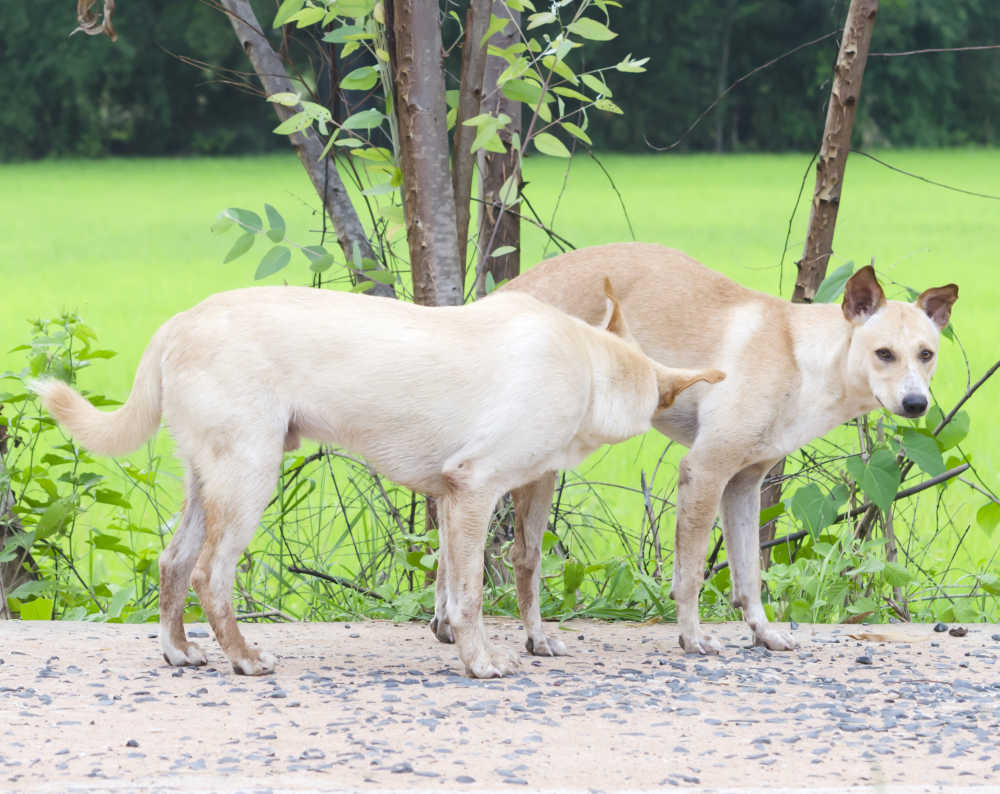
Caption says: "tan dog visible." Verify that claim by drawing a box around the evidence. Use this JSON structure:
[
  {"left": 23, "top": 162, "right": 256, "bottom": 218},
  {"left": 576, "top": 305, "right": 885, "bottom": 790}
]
[
  {"left": 35, "top": 284, "right": 723, "bottom": 677},
  {"left": 442, "top": 243, "right": 956, "bottom": 657}
]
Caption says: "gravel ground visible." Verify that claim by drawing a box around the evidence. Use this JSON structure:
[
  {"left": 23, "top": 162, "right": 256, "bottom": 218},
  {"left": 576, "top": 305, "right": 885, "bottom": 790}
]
[{"left": 1, "top": 618, "right": 998, "bottom": 793}]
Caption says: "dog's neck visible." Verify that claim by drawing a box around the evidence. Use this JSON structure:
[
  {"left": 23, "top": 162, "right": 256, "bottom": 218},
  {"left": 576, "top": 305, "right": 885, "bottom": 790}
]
[{"left": 787, "top": 302, "right": 882, "bottom": 437}]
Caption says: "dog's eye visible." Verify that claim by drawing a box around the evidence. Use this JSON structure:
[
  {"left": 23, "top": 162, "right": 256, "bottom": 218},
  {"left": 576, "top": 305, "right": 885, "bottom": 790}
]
[
  {"left": 919, "top": 349, "right": 934, "bottom": 362},
  {"left": 875, "top": 348, "right": 895, "bottom": 362}
]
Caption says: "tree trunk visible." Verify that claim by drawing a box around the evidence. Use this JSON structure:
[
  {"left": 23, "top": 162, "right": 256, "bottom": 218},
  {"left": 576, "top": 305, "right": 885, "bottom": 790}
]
[
  {"left": 390, "top": 0, "right": 463, "bottom": 307},
  {"left": 760, "top": 0, "right": 878, "bottom": 564},
  {"left": 451, "top": 0, "right": 494, "bottom": 278},
  {"left": 475, "top": 5, "right": 521, "bottom": 298},
  {"left": 713, "top": 0, "right": 738, "bottom": 154},
  {"left": 219, "top": 1, "right": 398, "bottom": 298},
  {"left": 792, "top": 0, "right": 879, "bottom": 302}
]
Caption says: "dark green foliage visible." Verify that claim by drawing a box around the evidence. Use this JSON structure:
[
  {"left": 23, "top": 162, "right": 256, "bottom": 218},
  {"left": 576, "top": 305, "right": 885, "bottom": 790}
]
[{"left": 0, "top": 0, "right": 283, "bottom": 160}]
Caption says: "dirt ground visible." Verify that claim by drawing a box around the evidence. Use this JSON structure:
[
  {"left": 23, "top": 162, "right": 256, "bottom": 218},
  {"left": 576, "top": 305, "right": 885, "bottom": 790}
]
[{"left": 1, "top": 618, "right": 998, "bottom": 793}]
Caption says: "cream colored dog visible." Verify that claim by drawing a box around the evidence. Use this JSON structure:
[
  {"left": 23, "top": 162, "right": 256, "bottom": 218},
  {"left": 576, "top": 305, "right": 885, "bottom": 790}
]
[
  {"left": 35, "top": 284, "right": 723, "bottom": 678},
  {"left": 437, "top": 243, "right": 957, "bottom": 657}
]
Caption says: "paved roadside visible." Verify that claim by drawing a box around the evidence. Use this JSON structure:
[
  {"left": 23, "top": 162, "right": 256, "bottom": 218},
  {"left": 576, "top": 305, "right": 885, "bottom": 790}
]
[{"left": 1, "top": 619, "right": 998, "bottom": 793}]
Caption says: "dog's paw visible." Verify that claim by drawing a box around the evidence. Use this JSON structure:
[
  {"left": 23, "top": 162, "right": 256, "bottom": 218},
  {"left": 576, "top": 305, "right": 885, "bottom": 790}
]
[
  {"left": 162, "top": 640, "right": 208, "bottom": 668},
  {"left": 430, "top": 616, "right": 455, "bottom": 644},
  {"left": 525, "top": 633, "right": 567, "bottom": 657},
  {"left": 465, "top": 645, "right": 520, "bottom": 679},
  {"left": 232, "top": 648, "right": 277, "bottom": 676},
  {"left": 753, "top": 625, "right": 797, "bottom": 651},
  {"left": 678, "top": 630, "right": 723, "bottom": 655}
]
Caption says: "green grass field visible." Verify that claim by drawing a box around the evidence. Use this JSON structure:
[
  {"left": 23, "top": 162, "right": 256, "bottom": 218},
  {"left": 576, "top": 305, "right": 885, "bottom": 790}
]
[{"left": 2, "top": 149, "right": 998, "bottom": 621}]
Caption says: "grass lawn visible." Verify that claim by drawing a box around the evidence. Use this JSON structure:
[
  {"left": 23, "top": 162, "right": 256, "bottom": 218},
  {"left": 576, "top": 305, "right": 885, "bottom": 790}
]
[{"left": 2, "top": 149, "right": 998, "bottom": 619}]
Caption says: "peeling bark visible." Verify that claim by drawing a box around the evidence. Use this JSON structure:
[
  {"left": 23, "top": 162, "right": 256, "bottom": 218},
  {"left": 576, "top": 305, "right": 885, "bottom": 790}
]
[
  {"left": 390, "top": 0, "right": 463, "bottom": 306},
  {"left": 793, "top": 0, "right": 879, "bottom": 302}
]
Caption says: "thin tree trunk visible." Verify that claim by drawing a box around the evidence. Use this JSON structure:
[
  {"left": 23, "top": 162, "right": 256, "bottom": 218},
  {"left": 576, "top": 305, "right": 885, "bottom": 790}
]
[
  {"left": 390, "top": 0, "right": 463, "bottom": 307},
  {"left": 475, "top": 5, "right": 521, "bottom": 298},
  {"left": 793, "top": 0, "right": 879, "bottom": 301},
  {"left": 452, "top": 0, "right": 494, "bottom": 279},
  {"left": 219, "top": 0, "right": 395, "bottom": 298},
  {"left": 759, "top": 0, "right": 878, "bottom": 564},
  {"left": 713, "top": 0, "right": 737, "bottom": 154}
]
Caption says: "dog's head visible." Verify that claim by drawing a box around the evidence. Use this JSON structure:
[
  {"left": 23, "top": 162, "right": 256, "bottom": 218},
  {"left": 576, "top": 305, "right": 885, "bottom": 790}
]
[{"left": 843, "top": 265, "right": 958, "bottom": 419}]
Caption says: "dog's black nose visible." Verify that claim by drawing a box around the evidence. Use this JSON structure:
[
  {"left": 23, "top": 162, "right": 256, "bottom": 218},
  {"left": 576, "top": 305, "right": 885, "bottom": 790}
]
[{"left": 901, "top": 394, "right": 928, "bottom": 416}]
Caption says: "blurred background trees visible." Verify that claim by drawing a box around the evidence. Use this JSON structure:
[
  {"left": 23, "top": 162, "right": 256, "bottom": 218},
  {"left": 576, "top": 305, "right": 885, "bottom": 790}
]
[{"left": 3, "top": 0, "right": 998, "bottom": 161}]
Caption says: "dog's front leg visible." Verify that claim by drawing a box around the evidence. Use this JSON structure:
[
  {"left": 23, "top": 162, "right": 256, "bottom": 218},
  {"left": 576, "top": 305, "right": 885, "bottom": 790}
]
[
  {"left": 441, "top": 489, "right": 519, "bottom": 678},
  {"left": 510, "top": 472, "right": 567, "bottom": 656},
  {"left": 672, "top": 452, "right": 728, "bottom": 654},
  {"left": 720, "top": 464, "right": 796, "bottom": 651}
]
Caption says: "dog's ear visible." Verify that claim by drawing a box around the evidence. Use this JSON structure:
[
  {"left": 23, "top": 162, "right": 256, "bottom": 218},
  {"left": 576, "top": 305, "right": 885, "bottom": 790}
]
[
  {"left": 599, "top": 277, "right": 631, "bottom": 339},
  {"left": 655, "top": 367, "right": 726, "bottom": 411},
  {"left": 915, "top": 283, "right": 958, "bottom": 331},
  {"left": 842, "top": 265, "right": 886, "bottom": 324}
]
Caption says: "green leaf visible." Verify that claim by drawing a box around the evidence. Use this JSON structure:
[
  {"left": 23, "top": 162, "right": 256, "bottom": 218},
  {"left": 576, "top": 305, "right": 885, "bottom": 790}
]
[
  {"left": 341, "top": 65, "right": 379, "bottom": 91},
  {"left": 303, "top": 245, "right": 335, "bottom": 273},
  {"left": 481, "top": 13, "right": 510, "bottom": 46},
  {"left": 36, "top": 498, "right": 73, "bottom": 539},
  {"left": 273, "top": 111, "right": 313, "bottom": 135},
  {"left": 527, "top": 11, "right": 555, "bottom": 29},
  {"left": 341, "top": 108, "right": 386, "bottom": 130},
  {"left": 267, "top": 91, "right": 301, "bottom": 107},
  {"left": 490, "top": 245, "right": 516, "bottom": 258},
  {"left": 289, "top": 6, "right": 325, "bottom": 27},
  {"left": 272, "top": 0, "right": 305, "bottom": 28},
  {"left": 563, "top": 558, "right": 585, "bottom": 595},
  {"left": 615, "top": 53, "right": 650, "bottom": 73},
  {"left": 107, "top": 585, "right": 133, "bottom": 620},
  {"left": 533, "top": 132, "right": 571, "bottom": 157},
  {"left": 594, "top": 97, "right": 624, "bottom": 114},
  {"left": 567, "top": 17, "right": 616, "bottom": 41},
  {"left": 224, "top": 208, "right": 263, "bottom": 232},
  {"left": 264, "top": 204, "right": 285, "bottom": 243},
  {"left": 581, "top": 73, "right": 612, "bottom": 96},
  {"left": 210, "top": 216, "right": 234, "bottom": 235},
  {"left": 255, "top": 246, "right": 292, "bottom": 280},
  {"left": 758, "top": 502, "right": 785, "bottom": 527},
  {"left": 900, "top": 428, "right": 945, "bottom": 476},
  {"left": 845, "top": 449, "right": 901, "bottom": 513},
  {"left": 94, "top": 488, "right": 131, "bottom": 508},
  {"left": 501, "top": 78, "right": 546, "bottom": 106},
  {"left": 224, "top": 231, "right": 255, "bottom": 263},
  {"left": 790, "top": 483, "right": 836, "bottom": 540},
  {"left": 936, "top": 409, "right": 970, "bottom": 451},
  {"left": 560, "top": 121, "right": 592, "bottom": 145},
  {"left": 814, "top": 261, "right": 855, "bottom": 303},
  {"left": 19, "top": 597, "right": 53, "bottom": 621},
  {"left": 976, "top": 502, "right": 1000, "bottom": 536},
  {"left": 980, "top": 572, "right": 1000, "bottom": 595},
  {"left": 883, "top": 561, "right": 913, "bottom": 587}
]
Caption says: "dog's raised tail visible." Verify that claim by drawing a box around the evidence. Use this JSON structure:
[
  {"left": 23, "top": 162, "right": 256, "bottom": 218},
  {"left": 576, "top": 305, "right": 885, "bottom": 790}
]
[{"left": 32, "top": 329, "right": 165, "bottom": 457}]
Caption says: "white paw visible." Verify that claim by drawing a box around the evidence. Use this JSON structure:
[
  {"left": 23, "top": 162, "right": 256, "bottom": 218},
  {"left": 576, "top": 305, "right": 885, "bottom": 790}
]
[
  {"left": 525, "top": 633, "right": 568, "bottom": 656},
  {"left": 678, "top": 630, "right": 723, "bottom": 655},
  {"left": 753, "top": 625, "right": 797, "bottom": 651},
  {"left": 162, "top": 641, "right": 207, "bottom": 667},
  {"left": 232, "top": 648, "right": 277, "bottom": 676},
  {"left": 465, "top": 644, "right": 520, "bottom": 679}
]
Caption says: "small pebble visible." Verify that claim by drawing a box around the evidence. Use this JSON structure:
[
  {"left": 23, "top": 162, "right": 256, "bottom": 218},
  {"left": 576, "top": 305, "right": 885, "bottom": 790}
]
[
  {"left": 125, "top": 739, "right": 139, "bottom": 748},
  {"left": 391, "top": 762, "right": 414, "bottom": 774},
  {"left": 948, "top": 626, "right": 967, "bottom": 638},
  {"left": 856, "top": 655, "right": 873, "bottom": 665},
  {"left": 456, "top": 775, "right": 476, "bottom": 784},
  {"left": 790, "top": 620, "right": 799, "bottom": 630},
  {"left": 933, "top": 622, "right": 949, "bottom": 633}
]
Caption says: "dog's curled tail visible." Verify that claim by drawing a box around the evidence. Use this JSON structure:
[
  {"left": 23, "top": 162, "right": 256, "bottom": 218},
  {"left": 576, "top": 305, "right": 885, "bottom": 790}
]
[{"left": 32, "top": 328, "right": 165, "bottom": 457}]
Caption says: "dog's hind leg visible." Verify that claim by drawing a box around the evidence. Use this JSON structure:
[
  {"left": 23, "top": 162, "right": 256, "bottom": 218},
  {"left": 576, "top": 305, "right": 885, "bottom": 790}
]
[
  {"left": 189, "top": 449, "right": 281, "bottom": 676},
  {"left": 720, "top": 463, "right": 796, "bottom": 651},
  {"left": 510, "top": 472, "right": 566, "bottom": 656},
  {"left": 159, "top": 468, "right": 208, "bottom": 667},
  {"left": 441, "top": 488, "right": 519, "bottom": 678},
  {"left": 430, "top": 506, "right": 455, "bottom": 644},
  {"left": 672, "top": 450, "right": 729, "bottom": 654}
]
